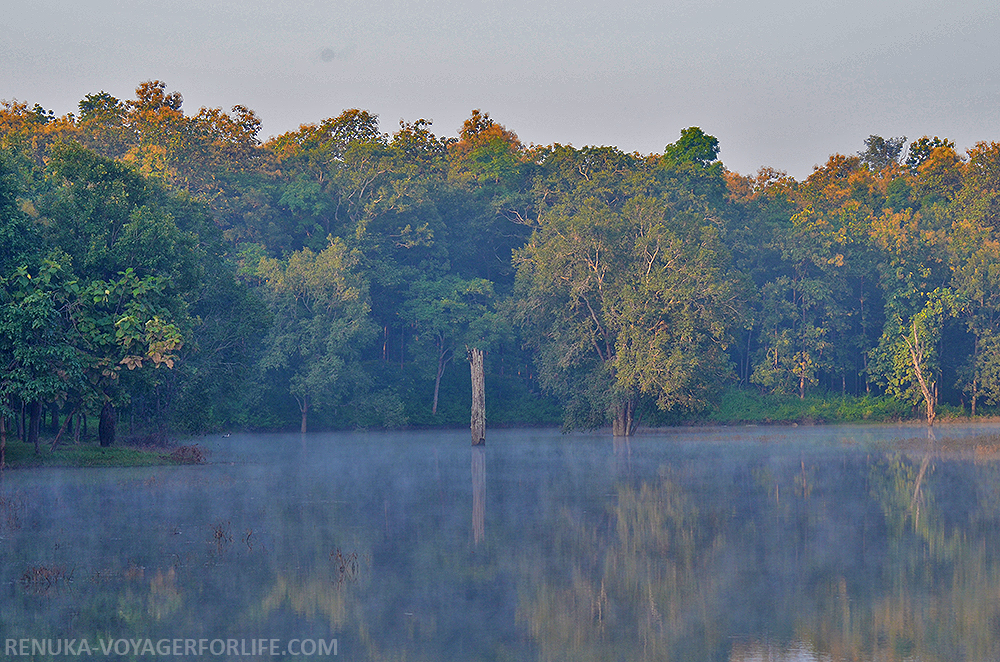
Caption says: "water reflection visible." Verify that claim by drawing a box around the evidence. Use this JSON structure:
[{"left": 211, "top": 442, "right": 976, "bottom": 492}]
[
  {"left": 3, "top": 426, "right": 1000, "bottom": 660},
  {"left": 472, "top": 446, "right": 485, "bottom": 545}
]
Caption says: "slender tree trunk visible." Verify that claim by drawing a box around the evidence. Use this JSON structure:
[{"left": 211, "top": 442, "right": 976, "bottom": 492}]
[
  {"left": 972, "top": 378, "right": 978, "bottom": 417},
  {"left": 972, "top": 335, "right": 979, "bottom": 417},
  {"left": 470, "top": 347, "right": 485, "bottom": 445},
  {"left": 1, "top": 414, "right": 6, "bottom": 469},
  {"left": 99, "top": 401, "right": 117, "bottom": 447},
  {"left": 28, "top": 401, "right": 41, "bottom": 454},
  {"left": 50, "top": 403, "right": 80, "bottom": 451},
  {"left": 297, "top": 396, "right": 309, "bottom": 434},
  {"left": 432, "top": 345, "right": 451, "bottom": 416},
  {"left": 909, "top": 349, "right": 936, "bottom": 425}
]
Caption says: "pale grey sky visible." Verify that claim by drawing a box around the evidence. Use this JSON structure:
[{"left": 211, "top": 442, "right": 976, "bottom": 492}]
[{"left": 3, "top": 0, "right": 999, "bottom": 178}]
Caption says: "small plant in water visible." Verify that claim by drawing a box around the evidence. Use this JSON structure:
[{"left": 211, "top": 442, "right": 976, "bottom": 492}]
[
  {"left": 21, "top": 565, "right": 73, "bottom": 593},
  {"left": 212, "top": 521, "right": 233, "bottom": 553},
  {"left": 331, "top": 548, "right": 360, "bottom": 584}
]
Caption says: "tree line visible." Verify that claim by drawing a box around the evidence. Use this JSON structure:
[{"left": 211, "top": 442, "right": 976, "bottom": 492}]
[{"left": 1, "top": 81, "right": 999, "bottom": 447}]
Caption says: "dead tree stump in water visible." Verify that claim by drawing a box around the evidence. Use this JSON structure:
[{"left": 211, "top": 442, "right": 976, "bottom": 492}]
[{"left": 469, "top": 347, "right": 485, "bottom": 445}]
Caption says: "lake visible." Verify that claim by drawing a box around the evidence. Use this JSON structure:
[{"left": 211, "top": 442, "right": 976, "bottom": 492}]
[{"left": 4, "top": 424, "right": 1000, "bottom": 661}]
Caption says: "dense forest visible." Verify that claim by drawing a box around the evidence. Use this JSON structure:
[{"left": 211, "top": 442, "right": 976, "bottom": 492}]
[{"left": 2, "top": 81, "right": 1000, "bottom": 447}]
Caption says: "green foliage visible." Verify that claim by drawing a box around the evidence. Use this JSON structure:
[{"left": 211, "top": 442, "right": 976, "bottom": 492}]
[
  {"left": 252, "top": 238, "right": 383, "bottom": 431},
  {"left": 859, "top": 135, "right": 906, "bottom": 172},
  {"left": 906, "top": 136, "right": 955, "bottom": 172},
  {"left": 709, "top": 388, "right": 912, "bottom": 424},
  {"left": 512, "top": 144, "right": 741, "bottom": 432},
  {"left": 870, "top": 289, "right": 956, "bottom": 423},
  {"left": 10, "top": 83, "right": 1000, "bottom": 436}
]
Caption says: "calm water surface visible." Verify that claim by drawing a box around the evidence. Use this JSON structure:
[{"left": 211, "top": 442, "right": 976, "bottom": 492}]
[{"left": 4, "top": 425, "right": 1000, "bottom": 661}]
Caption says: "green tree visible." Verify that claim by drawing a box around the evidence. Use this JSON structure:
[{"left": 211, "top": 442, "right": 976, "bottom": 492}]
[
  {"left": 513, "top": 151, "right": 739, "bottom": 434},
  {"left": 0, "top": 260, "right": 80, "bottom": 452},
  {"left": 905, "top": 136, "right": 955, "bottom": 172},
  {"left": 400, "top": 275, "right": 496, "bottom": 415},
  {"left": 255, "top": 238, "right": 378, "bottom": 432},
  {"left": 948, "top": 142, "right": 1000, "bottom": 413},
  {"left": 859, "top": 135, "right": 906, "bottom": 172},
  {"left": 870, "top": 289, "right": 955, "bottom": 425}
]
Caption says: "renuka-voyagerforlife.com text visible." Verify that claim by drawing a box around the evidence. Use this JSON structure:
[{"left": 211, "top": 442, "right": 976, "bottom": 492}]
[{"left": 5, "top": 637, "right": 338, "bottom": 657}]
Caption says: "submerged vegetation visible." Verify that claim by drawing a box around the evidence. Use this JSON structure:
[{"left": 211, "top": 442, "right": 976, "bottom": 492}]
[{"left": 2, "top": 82, "right": 1000, "bottom": 440}]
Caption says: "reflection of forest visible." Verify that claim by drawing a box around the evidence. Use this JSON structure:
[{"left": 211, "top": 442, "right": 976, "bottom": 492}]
[
  {"left": 519, "top": 445, "right": 1000, "bottom": 662},
  {"left": 7, "top": 435, "right": 1000, "bottom": 661}
]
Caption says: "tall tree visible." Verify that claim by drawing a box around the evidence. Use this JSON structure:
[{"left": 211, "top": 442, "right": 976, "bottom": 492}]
[
  {"left": 513, "top": 142, "right": 739, "bottom": 434},
  {"left": 255, "top": 238, "right": 377, "bottom": 432}
]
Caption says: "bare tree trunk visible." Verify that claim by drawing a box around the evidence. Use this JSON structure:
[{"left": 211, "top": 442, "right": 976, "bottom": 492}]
[
  {"left": 50, "top": 403, "right": 81, "bottom": 451},
  {"left": 904, "top": 324, "right": 936, "bottom": 426},
  {"left": 1, "top": 414, "right": 6, "bottom": 470},
  {"left": 470, "top": 347, "right": 485, "bottom": 446}
]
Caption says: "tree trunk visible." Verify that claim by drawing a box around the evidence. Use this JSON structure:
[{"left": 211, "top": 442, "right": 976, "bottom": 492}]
[
  {"left": 99, "top": 401, "right": 117, "bottom": 447},
  {"left": 50, "top": 403, "right": 80, "bottom": 451},
  {"left": 28, "top": 401, "right": 41, "bottom": 454},
  {"left": 298, "top": 396, "right": 309, "bottom": 434},
  {"left": 972, "top": 336, "right": 979, "bottom": 417},
  {"left": 432, "top": 346, "right": 451, "bottom": 416},
  {"left": 904, "top": 321, "right": 936, "bottom": 426},
  {"left": 1, "top": 414, "right": 6, "bottom": 470},
  {"left": 612, "top": 397, "right": 636, "bottom": 437},
  {"left": 470, "top": 347, "right": 485, "bottom": 446}
]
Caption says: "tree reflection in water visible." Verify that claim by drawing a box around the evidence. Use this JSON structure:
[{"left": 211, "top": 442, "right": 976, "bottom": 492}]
[
  {"left": 472, "top": 446, "right": 486, "bottom": 545},
  {"left": 4, "top": 429, "right": 1000, "bottom": 661}
]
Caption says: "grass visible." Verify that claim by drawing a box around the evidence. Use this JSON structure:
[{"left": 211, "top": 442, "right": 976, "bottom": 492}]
[
  {"left": 1, "top": 437, "right": 206, "bottom": 469},
  {"left": 707, "top": 389, "right": 917, "bottom": 425}
]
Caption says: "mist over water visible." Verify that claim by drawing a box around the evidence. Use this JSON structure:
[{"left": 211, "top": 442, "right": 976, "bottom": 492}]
[{"left": 4, "top": 425, "right": 1000, "bottom": 660}]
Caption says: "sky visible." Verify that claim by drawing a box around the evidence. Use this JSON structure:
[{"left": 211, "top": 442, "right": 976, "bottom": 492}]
[{"left": 3, "top": 0, "right": 999, "bottom": 179}]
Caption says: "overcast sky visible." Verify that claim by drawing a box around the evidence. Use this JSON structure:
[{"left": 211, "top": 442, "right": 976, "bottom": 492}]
[{"left": 3, "top": 0, "right": 999, "bottom": 179}]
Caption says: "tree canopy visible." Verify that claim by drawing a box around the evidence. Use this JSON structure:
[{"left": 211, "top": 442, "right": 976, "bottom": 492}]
[{"left": 2, "top": 82, "right": 1000, "bottom": 438}]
